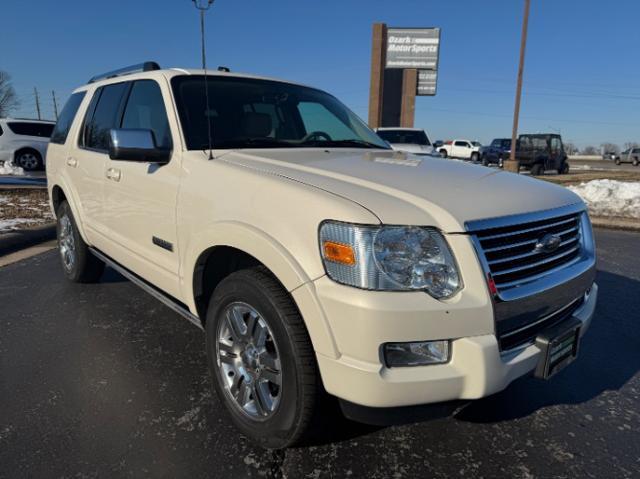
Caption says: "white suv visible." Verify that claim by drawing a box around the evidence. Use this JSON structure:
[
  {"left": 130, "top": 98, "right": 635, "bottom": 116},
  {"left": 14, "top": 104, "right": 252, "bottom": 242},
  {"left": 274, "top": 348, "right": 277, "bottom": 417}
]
[
  {"left": 47, "top": 63, "right": 597, "bottom": 448},
  {"left": 0, "top": 118, "right": 55, "bottom": 170}
]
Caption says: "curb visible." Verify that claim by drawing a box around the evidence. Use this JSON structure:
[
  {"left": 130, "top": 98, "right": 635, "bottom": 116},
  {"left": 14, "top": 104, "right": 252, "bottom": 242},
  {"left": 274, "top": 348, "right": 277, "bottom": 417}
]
[
  {"left": 591, "top": 217, "right": 640, "bottom": 233},
  {"left": 0, "top": 223, "right": 56, "bottom": 256}
]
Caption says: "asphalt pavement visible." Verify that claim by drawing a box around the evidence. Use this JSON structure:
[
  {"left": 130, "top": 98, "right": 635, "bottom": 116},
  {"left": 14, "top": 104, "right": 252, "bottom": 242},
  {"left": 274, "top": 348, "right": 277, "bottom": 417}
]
[{"left": 0, "top": 229, "right": 638, "bottom": 478}]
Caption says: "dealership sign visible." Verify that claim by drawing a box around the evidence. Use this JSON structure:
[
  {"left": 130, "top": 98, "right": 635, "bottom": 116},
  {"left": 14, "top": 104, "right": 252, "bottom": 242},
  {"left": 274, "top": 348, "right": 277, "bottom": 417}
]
[
  {"left": 417, "top": 70, "right": 437, "bottom": 96},
  {"left": 385, "top": 28, "right": 441, "bottom": 70}
]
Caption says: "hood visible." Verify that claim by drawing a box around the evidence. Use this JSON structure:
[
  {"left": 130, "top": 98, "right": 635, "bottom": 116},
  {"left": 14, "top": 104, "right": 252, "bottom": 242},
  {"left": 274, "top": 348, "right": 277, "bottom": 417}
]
[
  {"left": 389, "top": 143, "right": 435, "bottom": 155},
  {"left": 221, "top": 149, "right": 583, "bottom": 232}
]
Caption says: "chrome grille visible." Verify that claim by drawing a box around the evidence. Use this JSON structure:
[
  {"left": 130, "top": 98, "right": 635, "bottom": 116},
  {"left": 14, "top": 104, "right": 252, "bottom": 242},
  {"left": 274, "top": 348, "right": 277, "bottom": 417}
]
[{"left": 472, "top": 211, "right": 582, "bottom": 293}]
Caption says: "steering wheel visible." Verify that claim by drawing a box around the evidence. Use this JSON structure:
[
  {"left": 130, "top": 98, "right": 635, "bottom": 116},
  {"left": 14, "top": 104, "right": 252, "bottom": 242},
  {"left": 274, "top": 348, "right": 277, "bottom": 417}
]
[{"left": 302, "top": 131, "right": 332, "bottom": 143}]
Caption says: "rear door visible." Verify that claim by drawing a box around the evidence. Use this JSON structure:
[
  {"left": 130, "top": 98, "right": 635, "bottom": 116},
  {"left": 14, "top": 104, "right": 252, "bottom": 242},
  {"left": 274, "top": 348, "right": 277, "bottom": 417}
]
[
  {"left": 453, "top": 140, "right": 470, "bottom": 158},
  {"left": 102, "top": 78, "right": 181, "bottom": 297}
]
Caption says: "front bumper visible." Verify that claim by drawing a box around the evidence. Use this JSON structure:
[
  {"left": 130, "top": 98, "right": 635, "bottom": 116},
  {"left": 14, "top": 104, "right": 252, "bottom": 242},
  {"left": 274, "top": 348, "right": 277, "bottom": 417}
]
[{"left": 314, "top": 281, "right": 597, "bottom": 409}]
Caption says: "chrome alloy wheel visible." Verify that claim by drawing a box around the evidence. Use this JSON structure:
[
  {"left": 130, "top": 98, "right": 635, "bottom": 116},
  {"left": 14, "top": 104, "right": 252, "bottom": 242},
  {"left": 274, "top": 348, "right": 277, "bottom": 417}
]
[
  {"left": 217, "top": 302, "right": 282, "bottom": 420},
  {"left": 17, "top": 152, "right": 39, "bottom": 170},
  {"left": 58, "top": 214, "right": 76, "bottom": 271}
]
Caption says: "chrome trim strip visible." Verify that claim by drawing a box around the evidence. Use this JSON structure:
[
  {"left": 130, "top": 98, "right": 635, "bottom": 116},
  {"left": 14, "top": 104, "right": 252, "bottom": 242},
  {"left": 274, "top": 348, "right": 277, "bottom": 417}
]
[
  {"left": 488, "top": 237, "right": 579, "bottom": 265},
  {"left": 491, "top": 245, "right": 580, "bottom": 277},
  {"left": 476, "top": 216, "right": 577, "bottom": 241},
  {"left": 89, "top": 247, "right": 204, "bottom": 330}
]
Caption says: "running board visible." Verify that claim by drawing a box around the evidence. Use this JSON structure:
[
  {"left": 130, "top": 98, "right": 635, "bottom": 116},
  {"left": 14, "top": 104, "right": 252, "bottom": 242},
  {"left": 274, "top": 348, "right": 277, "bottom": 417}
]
[{"left": 89, "top": 248, "right": 203, "bottom": 330}]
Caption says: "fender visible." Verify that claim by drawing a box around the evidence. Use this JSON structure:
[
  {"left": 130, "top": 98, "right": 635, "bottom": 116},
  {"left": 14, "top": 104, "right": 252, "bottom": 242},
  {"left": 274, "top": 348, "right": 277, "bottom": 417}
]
[
  {"left": 49, "top": 177, "right": 90, "bottom": 244},
  {"left": 181, "top": 220, "right": 339, "bottom": 358}
]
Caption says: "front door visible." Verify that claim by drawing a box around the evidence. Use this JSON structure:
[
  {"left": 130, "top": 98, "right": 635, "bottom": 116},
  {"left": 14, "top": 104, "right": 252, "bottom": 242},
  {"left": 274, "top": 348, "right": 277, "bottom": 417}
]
[{"left": 102, "top": 79, "right": 181, "bottom": 298}]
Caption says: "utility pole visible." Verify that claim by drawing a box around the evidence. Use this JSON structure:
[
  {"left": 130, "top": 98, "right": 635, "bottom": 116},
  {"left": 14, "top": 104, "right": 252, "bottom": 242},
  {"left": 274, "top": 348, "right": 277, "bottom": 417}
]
[
  {"left": 505, "top": 0, "right": 531, "bottom": 173},
  {"left": 33, "top": 87, "right": 41, "bottom": 120},
  {"left": 52, "top": 90, "right": 59, "bottom": 120},
  {"left": 192, "top": 0, "right": 215, "bottom": 69}
]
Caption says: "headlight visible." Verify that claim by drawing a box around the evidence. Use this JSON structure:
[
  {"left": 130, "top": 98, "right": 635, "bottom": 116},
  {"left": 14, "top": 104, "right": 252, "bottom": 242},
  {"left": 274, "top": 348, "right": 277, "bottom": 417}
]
[{"left": 319, "top": 221, "right": 462, "bottom": 299}]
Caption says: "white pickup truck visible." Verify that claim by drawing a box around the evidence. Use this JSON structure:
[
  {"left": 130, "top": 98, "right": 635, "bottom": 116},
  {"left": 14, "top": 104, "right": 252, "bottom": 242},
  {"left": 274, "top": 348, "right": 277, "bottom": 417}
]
[{"left": 438, "top": 139, "right": 482, "bottom": 161}]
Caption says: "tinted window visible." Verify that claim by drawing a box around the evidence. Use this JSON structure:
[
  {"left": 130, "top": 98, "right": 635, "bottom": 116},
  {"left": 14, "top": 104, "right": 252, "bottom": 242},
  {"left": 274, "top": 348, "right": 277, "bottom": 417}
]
[
  {"left": 171, "top": 75, "right": 388, "bottom": 150},
  {"left": 501, "top": 139, "right": 511, "bottom": 148},
  {"left": 632, "top": 149, "right": 640, "bottom": 154},
  {"left": 83, "top": 82, "right": 128, "bottom": 151},
  {"left": 454, "top": 141, "right": 468, "bottom": 147},
  {"left": 376, "top": 129, "right": 430, "bottom": 146},
  {"left": 7, "top": 122, "right": 54, "bottom": 138},
  {"left": 50, "top": 92, "right": 86, "bottom": 145},
  {"left": 121, "top": 80, "right": 172, "bottom": 149},
  {"left": 490, "top": 139, "right": 500, "bottom": 147}
]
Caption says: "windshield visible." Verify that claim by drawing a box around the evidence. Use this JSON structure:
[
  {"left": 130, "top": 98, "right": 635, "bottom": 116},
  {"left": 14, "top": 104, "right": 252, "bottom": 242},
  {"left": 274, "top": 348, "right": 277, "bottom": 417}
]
[
  {"left": 472, "top": 141, "right": 481, "bottom": 147},
  {"left": 376, "top": 129, "right": 431, "bottom": 146},
  {"left": 171, "top": 75, "right": 389, "bottom": 150}
]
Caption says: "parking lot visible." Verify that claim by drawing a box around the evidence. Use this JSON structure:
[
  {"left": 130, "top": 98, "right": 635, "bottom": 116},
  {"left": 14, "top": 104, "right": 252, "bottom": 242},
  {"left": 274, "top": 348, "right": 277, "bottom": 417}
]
[{"left": 0, "top": 228, "right": 638, "bottom": 478}]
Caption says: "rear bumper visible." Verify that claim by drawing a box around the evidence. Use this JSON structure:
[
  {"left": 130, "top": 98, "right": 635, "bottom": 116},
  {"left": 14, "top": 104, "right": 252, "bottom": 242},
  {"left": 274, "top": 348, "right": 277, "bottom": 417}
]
[{"left": 317, "top": 283, "right": 597, "bottom": 408}]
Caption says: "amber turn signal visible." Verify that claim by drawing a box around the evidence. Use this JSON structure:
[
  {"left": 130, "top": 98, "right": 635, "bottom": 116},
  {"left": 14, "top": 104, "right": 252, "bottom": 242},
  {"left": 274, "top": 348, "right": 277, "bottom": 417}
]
[{"left": 323, "top": 241, "right": 356, "bottom": 266}]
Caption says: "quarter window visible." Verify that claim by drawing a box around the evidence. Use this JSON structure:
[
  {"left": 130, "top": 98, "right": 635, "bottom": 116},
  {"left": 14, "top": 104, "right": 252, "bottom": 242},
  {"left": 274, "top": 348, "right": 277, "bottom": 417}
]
[
  {"left": 7, "top": 122, "right": 54, "bottom": 137},
  {"left": 121, "top": 80, "right": 172, "bottom": 149},
  {"left": 50, "top": 92, "right": 86, "bottom": 145},
  {"left": 82, "top": 82, "right": 128, "bottom": 151}
]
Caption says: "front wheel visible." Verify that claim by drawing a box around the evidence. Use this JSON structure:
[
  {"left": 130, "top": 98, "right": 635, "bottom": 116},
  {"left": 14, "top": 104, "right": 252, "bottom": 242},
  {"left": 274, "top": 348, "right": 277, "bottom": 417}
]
[
  {"left": 205, "top": 267, "right": 320, "bottom": 449},
  {"left": 471, "top": 152, "right": 479, "bottom": 162},
  {"left": 439, "top": 149, "right": 448, "bottom": 158},
  {"left": 56, "top": 201, "right": 105, "bottom": 282},
  {"left": 558, "top": 162, "right": 570, "bottom": 174},
  {"left": 633, "top": 158, "right": 639, "bottom": 166},
  {"left": 615, "top": 159, "right": 621, "bottom": 165},
  {"left": 530, "top": 164, "right": 544, "bottom": 176}
]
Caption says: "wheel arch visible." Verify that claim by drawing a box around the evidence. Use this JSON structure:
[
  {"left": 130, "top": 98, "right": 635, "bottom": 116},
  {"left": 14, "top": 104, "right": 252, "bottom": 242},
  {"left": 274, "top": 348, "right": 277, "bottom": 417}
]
[
  {"left": 185, "top": 221, "right": 338, "bottom": 358},
  {"left": 48, "top": 182, "right": 90, "bottom": 243}
]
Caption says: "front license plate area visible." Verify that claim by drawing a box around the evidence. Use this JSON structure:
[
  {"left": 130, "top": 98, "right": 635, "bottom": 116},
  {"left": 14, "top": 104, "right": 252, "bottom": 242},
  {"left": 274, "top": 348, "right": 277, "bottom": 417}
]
[{"left": 534, "top": 317, "right": 581, "bottom": 379}]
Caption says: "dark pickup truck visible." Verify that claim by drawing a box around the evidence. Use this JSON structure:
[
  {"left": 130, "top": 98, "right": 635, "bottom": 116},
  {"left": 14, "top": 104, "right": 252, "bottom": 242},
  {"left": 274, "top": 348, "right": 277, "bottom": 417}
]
[
  {"left": 480, "top": 138, "right": 511, "bottom": 167},
  {"left": 517, "top": 133, "right": 569, "bottom": 175}
]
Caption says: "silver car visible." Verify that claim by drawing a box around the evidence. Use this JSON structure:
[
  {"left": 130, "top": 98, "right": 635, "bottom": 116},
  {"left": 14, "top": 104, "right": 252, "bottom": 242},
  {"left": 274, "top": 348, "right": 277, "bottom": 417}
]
[{"left": 614, "top": 148, "right": 640, "bottom": 166}]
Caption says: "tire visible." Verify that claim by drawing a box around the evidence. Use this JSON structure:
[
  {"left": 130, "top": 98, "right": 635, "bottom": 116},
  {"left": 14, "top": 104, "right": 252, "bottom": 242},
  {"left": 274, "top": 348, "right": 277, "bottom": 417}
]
[
  {"left": 558, "top": 162, "right": 570, "bottom": 175},
  {"left": 633, "top": 158, "right": 639, "bottom": 166},
  {"left": 56, "top": 201, "right": 105, "bottom": 283},
  {"left": 498, "top": 156, "right": 504, "bottom": 168},
  {"left": 205, "top": 266, "right": 320, "bottom": 449},
  {"left": 530, "top": 164, "right": 544, "bottom": 176},
  {"left": 615, "top": 159, "right": 621, "bottom": 165},
  {"left": 15, "top": 149, "right": 42, "bottom": 171},
  {"left": 481, "top": 155, "right": 488, "bottom": 166},
  {"left": 439, "top": 149, "right": 448, "bottom": 158},
  {"left": 471, "top": 152, "right": 479, "bottom": 162}
]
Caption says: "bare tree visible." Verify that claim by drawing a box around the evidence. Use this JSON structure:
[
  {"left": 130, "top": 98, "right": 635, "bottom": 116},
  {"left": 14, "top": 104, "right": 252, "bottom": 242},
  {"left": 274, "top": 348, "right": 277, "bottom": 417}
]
[
  {"left": 623, "top": 142, "right": 639, "bottom": 150},
  {"left": 564, "top": 142, "right": 577, "bottom": 155},
  {"left": 600, "top": 142, "right": 619, "bottom": 155},
  {"left": 582, "top": 145, "right": 598, "bottom": 155},
  {"left": 0, "top": 71, "right": 19, "bottom": 117}
]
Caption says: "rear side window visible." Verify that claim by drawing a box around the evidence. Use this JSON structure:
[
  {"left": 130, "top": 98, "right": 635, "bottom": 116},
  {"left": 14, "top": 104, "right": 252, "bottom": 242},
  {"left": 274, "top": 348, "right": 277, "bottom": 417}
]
[
  {"left": 7, "top": 122, "right": 54, "bottom": 138},
  {"left": 454, "top": 141, "right": 468, "bottom": 147},
  {"left": 50, "top": 92, "right": 86, "bottom": 145},
  {"left": 82, "top": 82, "right": 128, "bottom": 151},
  {"left": 121, "top": 80, "right": 172, "bottom": 149}
]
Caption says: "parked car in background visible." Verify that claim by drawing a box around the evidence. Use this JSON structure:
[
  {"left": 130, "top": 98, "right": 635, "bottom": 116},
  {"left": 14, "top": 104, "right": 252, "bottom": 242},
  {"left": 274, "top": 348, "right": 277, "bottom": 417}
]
[
  {"left": 0, "top": 118, "right": 55, "bottom": 171},
  {"left": 517, "top": 133, "right": 569, "bottom": 175},
  {"left": 375, "top": 127, "right": 434, "bottom": 155},
  {"left": 480, "top": 138, "right": 511, "bottom": 167},
  {"left": 433, "top": 140, "right": 444, "bottom": 149},
  {"left": 438, "top": 139, "right": 481, "bottom": 161},
  {"left": 602, "top": 150, "right": 617, "bottom": 161},
  {"left": 614, "top": 148, "right": 640, "bottom": 166}
]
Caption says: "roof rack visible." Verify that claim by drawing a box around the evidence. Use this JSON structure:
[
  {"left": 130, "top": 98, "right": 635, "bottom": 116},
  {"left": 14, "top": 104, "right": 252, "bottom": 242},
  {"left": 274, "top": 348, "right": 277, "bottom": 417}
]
[{"left": 88, "top": 61, "right": 161, "bottom": 84}]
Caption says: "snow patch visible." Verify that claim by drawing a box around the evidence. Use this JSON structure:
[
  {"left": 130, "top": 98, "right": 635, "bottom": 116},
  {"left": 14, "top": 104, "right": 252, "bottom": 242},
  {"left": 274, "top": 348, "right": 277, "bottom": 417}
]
[
  {"left": 0, "top": 218, "right": 34, "bottom": 232},
  {"left": 0, "top": 162, "right": 25, "bottom": 176},
  {"left": 568, "top": 180, "right": 640, "bottom": 219}
]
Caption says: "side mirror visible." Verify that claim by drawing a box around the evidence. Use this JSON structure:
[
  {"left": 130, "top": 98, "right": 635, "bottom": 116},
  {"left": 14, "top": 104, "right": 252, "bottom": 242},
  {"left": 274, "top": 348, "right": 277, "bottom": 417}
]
[{"left": 108, "top": 129, "right": 170, "bottom": 163}]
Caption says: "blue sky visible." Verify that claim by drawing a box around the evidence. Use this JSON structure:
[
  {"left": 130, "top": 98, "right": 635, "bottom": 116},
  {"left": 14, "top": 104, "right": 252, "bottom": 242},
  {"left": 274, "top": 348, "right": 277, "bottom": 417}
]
[{"left": 2, "top": 0, "right": 638, "bottom": 148}]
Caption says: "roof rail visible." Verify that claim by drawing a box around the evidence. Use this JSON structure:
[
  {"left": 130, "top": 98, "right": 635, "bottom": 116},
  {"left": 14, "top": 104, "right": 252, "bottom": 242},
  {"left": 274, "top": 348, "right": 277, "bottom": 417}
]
[{"left": 88, "top": 62, "right": 161, "bottom": 84}]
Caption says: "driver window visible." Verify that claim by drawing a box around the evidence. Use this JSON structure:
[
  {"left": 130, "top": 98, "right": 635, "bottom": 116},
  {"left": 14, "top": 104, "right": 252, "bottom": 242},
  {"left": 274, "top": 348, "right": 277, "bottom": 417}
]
[{"left": 297, "top": 102, "right": 354, "bottom": 140}]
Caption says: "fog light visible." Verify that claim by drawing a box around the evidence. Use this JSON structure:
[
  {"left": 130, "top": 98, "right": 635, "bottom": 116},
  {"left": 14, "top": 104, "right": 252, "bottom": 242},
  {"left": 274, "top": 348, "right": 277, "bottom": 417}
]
[{"left": 384, "top": 340, "right": 450, "bottom": 367}]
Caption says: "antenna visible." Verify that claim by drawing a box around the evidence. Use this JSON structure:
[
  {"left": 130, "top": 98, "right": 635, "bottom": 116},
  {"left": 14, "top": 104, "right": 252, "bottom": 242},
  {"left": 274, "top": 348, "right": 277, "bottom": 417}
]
[
  {"left": 192, "top": 0, "right": 215, "bottom": 159},
  {"left": 52, "top": 90, "right": 59, "bottom": 120}
]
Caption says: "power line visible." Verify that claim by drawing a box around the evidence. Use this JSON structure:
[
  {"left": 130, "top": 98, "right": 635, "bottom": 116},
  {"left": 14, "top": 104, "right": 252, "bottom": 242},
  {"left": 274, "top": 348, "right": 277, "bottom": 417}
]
[{"left": 33, "top": 87, "right": 41, "bottom": 120}]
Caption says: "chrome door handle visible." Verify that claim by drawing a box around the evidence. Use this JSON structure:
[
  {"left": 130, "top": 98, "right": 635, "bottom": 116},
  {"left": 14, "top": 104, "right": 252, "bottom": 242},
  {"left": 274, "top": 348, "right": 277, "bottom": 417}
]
[
  {"left": 66, "top": 157, "right": 77, "bottom": 167},
  {"left": 106, "top": 168, "right": 121, "bottom": 182}
]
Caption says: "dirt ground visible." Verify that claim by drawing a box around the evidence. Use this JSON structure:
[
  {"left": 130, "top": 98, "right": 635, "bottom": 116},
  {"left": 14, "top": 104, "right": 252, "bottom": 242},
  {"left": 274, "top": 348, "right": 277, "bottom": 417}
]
[
  {"left": 542, "top": 169, "right": 640, "bottom": 186},
  {"left": 0, "top": 188, "right": 53, "bottom": 233}
]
